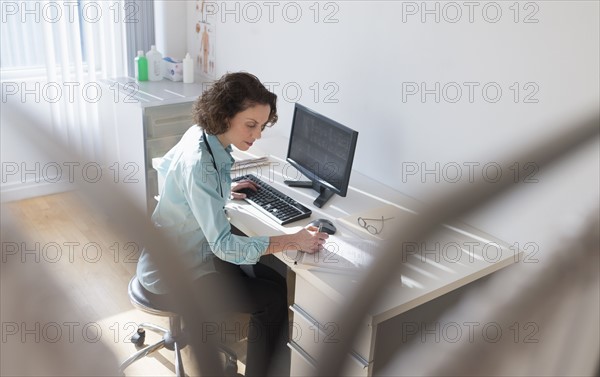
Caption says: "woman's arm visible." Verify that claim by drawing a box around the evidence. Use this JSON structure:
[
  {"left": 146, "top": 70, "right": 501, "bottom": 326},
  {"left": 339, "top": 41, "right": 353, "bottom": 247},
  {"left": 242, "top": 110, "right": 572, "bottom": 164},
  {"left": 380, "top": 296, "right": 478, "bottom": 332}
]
[
  {"left": 265, "top": 226, "right": 328, "bottom": 255},
  {"left": 230, "top": 182, "right": 329, "bottom": 255}
]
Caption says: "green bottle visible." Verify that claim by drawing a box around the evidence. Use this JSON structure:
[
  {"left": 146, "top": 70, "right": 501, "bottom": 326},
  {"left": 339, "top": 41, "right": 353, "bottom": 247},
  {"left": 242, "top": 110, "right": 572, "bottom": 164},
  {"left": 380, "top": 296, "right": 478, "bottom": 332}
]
[{"left": 135, "top": 50, "right": 148, "bottom": 81}]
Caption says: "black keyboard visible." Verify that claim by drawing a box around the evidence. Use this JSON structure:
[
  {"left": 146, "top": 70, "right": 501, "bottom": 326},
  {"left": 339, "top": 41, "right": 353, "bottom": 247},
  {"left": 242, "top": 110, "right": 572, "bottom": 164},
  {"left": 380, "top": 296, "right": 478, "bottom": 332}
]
[{"left": 232, "top": 174, "right": 312, "bottom": 225}]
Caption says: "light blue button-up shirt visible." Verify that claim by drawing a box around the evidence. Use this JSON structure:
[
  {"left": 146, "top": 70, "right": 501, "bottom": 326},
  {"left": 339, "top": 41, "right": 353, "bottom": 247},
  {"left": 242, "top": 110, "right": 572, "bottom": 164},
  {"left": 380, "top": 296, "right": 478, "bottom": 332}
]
[{"left": 137, "top": 125, "right": 270, "bottom": 294}]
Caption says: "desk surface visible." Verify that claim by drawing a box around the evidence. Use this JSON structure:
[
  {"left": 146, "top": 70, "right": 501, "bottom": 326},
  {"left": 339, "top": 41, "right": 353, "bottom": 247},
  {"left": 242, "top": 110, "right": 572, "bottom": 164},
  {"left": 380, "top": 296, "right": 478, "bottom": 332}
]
[
  {"left": 227, "top": 134, "right": 519, "bottom": 326},
  {"left": 101, "top": 77, "right": 211, "bottom": 107}
]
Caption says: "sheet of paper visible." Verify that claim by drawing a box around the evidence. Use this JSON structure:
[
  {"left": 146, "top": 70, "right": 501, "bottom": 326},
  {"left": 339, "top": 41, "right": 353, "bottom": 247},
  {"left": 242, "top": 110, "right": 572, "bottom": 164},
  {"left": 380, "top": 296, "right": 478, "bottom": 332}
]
[
  {"left": 297, "top": 222, "right": 383, "bottom": 272},
  {"left": 231, "top": 156, "right": 270, "bottom": 172}
]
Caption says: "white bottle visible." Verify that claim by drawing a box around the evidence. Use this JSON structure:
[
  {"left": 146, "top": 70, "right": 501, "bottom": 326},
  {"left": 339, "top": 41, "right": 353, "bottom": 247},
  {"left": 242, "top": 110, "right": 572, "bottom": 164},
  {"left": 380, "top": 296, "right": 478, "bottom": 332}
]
[
  {"left": 183, "top": 53, "right": 194, "bottom": 84},
  {"left": 146, "top": 45, "right": 163, "bottom": 81}
]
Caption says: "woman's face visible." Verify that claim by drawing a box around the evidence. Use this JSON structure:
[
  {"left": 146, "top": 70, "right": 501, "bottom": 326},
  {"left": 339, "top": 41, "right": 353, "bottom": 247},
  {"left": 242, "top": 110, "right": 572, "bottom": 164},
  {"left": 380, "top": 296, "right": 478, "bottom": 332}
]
[{"left": 217, "top": 104, "right": 271, "bottom": 151}]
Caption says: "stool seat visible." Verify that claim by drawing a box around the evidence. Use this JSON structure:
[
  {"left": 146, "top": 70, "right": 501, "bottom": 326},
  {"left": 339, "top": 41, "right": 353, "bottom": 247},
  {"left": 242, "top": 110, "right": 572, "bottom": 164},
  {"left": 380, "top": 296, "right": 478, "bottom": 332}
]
[
  {"left": 119, "top": 276, "right": 239, "bottom": 376},
  {"left": 128, "top": 277, "right": 175, "bottom": 316}
]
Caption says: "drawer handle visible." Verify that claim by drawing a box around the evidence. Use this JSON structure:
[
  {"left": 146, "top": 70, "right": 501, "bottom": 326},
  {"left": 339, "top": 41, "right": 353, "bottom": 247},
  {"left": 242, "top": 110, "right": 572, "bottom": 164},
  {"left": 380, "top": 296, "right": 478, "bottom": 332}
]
[
  {"left": 153, "top": 115, "right": 191, "bottom": 126},
  {"left": 349, "top": 350, "right": 369, "bottom": 369},
  {"left": 290, "top": 304, "right": 369, "bottom": 369},
  {"left": 290, "top": 304, "right": 320, "bottom": 330},
  {"left": 287, "top": 341, "right": 317, "bottom": 368}
]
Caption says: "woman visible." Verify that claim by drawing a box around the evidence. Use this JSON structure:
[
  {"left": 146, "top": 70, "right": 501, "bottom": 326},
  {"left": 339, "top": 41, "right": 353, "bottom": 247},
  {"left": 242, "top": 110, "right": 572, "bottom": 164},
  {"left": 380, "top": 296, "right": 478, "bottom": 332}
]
[{"left": 137, "top": 72, "right": 328, "bottom": 376}]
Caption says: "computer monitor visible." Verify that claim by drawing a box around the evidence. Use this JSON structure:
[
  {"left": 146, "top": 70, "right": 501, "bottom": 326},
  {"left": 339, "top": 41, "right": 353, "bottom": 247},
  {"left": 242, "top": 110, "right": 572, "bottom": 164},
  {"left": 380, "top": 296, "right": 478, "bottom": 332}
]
[{"left": 285, "top": 103, "right": 359, "bottom": 208}]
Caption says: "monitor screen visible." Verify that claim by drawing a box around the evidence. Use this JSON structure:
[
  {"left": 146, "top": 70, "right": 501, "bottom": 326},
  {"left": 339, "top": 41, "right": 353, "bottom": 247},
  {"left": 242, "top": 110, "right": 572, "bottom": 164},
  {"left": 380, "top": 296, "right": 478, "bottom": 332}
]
[{"left": 286, "top": 103, "right": 358, "bottom": 199}]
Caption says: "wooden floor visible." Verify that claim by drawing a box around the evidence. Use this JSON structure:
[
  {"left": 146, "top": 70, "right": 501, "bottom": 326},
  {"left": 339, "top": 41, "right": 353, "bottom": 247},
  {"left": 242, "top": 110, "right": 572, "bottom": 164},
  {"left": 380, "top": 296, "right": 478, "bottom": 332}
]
[{"left": 2, "top": 192, "right": 248, "bottom": 376}]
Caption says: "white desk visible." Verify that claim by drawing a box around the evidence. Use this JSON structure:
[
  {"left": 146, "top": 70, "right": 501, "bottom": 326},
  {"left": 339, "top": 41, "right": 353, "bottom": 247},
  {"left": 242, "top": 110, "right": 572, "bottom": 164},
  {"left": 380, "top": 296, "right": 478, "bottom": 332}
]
[{"left": 226, "top": 134, "right": 521, "bottom": 376}]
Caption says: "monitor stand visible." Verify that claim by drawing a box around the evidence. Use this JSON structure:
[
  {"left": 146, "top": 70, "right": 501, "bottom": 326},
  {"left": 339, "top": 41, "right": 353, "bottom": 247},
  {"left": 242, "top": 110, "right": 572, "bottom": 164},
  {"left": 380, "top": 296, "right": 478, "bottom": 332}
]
[{"left": 284, "top": 180, "right": 335, "bottom": 208}]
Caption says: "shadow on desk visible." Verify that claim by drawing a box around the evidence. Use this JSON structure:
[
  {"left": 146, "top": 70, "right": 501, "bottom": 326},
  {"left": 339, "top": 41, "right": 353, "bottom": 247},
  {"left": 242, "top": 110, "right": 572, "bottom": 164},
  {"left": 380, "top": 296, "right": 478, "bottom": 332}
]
[{"left": 374, "top": 215, "right": 599, "bottom": 376}]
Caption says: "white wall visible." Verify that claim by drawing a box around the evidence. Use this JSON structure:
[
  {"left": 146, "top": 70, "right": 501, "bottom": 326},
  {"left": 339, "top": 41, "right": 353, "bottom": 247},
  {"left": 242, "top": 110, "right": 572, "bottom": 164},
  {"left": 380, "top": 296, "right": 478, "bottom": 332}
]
[
  {"left": 3, "top": 1, "right": 597, "bottom": 249},
  {"left": 180, "top": 1, "right": 599, "bottom": 250},
  {"left": 154, "top": 0, "right": 188, "bottom": 59},
  {"left": 0, "top": 95, "right": 74, "bottom": 201}
]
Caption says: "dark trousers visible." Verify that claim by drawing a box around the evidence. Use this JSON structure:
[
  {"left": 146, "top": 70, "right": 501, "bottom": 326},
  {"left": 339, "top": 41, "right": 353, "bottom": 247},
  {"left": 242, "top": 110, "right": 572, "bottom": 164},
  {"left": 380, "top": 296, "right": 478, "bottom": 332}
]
[{"left": 194, "top": 256, "right": 290, "bottom": 377}]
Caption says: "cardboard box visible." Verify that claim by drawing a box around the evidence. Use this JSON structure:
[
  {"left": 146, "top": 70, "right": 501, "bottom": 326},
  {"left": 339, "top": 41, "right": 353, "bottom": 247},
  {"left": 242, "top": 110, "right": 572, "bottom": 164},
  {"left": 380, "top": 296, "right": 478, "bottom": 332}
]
[{"left": 163, "top": 57, "right": 183, "bottom": 81}]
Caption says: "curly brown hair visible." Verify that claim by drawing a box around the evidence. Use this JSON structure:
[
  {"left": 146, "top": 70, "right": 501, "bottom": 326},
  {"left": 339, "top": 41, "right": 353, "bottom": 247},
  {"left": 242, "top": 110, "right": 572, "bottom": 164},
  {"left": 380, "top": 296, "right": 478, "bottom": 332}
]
[{"left": 192, "top": 72, "right": 278, "bottom": 135}]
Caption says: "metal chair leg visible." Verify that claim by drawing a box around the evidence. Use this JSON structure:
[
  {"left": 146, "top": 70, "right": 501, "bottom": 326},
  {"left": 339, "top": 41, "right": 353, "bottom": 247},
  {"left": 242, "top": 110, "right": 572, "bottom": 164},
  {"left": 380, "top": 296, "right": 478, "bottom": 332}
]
[
  {"left": 119, "top": 339, "right": 166, "bottom": 373},
  {"left": 174, "top": 342, "right": 185, "bottom": 377},
  {"left": 118, "top": 305, "right": 238, "bottom": 376}
]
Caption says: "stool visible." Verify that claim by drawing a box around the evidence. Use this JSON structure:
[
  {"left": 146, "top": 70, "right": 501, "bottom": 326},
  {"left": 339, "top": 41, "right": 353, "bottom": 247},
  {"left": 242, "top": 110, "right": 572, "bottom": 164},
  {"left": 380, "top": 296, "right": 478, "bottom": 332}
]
[{"left": 118, "top": 276, "right": 238, "bottom": 376}]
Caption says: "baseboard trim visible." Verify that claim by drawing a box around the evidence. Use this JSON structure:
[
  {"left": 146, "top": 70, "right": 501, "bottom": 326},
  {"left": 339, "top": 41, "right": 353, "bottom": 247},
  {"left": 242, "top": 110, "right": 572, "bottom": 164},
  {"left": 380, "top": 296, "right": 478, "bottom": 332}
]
[{"left": 1, "top": 180, "right": 74, "bottom": 203}]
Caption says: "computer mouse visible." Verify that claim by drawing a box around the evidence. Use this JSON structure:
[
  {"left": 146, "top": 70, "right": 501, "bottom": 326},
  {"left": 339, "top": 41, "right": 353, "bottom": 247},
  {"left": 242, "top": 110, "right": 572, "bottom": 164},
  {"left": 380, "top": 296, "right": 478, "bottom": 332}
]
[{"left": 308, "top": 218, "right": 337, "bottom": 235}]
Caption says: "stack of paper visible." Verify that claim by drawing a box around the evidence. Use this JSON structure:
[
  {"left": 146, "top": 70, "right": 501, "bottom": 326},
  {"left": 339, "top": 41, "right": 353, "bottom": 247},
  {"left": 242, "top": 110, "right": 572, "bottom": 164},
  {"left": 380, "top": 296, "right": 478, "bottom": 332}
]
[{"left": 231, "top": 156, "right": 270, "bottom": 172}]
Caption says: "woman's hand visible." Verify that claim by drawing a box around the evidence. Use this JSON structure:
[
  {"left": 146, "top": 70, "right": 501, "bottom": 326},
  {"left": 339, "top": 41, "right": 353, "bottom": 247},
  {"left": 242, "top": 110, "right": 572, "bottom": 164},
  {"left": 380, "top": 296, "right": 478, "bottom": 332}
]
[
  {"left": 292, "top": 226, "right": 329, "bottom": 253},
  {"left": 230, "top": 179, "right": 258, "bottom": 200},
  {"left": 266, "top": 226, "right": 330, "bottom": 255}
]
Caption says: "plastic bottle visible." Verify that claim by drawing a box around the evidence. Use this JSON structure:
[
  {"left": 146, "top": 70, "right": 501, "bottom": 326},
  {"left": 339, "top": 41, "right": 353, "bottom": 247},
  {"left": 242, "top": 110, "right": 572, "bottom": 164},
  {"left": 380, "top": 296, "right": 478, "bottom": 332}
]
[
  {"left": 146, "top": 45, "right": 163, "bottom": 81},
  {"left": 135, "top": 50, "right": 148, "bottom": 81},
  {"left": 183, "top": 53, "right": 194, "bottom": 84}
]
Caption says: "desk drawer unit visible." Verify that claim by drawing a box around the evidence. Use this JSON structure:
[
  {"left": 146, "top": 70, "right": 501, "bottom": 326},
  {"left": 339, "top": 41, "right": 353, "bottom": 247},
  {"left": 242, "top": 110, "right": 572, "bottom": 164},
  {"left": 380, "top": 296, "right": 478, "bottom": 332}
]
[
  {"left": 291, "top": 274, "right": 372, "bottom": 376},
  {"left": 145, "top": 135, "right": 184, "bottom": 169},
  {"left": 144, "top": 103, "right": 194, "bottom": 139},
  {"left": 290, "top": 304, "right": 369, "bottom": 376},
  {"left": 143, "top": 102, "right": 193, "bottom": 212},
  {"left": 288, "top": 340, "right": 318, "bottom": 377},
  {"left": 288, "top": 340, "right": 368, "bottom": 377}
]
